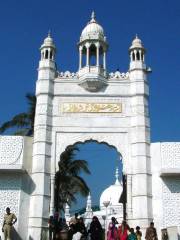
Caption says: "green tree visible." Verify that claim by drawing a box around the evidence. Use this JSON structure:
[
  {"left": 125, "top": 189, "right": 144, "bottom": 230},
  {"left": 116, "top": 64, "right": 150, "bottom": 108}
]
[
  {"left": 55, "top": 146, "right": 90, "bottom": 211},
  {"left": 0, "top": 93, "right": 36, "bottom": 136}
]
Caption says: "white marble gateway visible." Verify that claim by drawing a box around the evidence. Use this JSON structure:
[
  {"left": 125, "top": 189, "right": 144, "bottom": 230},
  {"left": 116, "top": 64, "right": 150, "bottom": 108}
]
[{"left": 0, "top": 12, "right": 180, "bottom": 240}]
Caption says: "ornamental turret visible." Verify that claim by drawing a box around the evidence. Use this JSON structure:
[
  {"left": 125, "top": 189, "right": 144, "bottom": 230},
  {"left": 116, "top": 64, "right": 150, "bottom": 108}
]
[
  {"left": 40, "top": 31, "right": 56, "bottom": 61},
  {"left": 78, "top": 11, "right": 108, "bottom": 92},
  {"left": 129, "top": 35, "right": 146, "bottom": 71}
]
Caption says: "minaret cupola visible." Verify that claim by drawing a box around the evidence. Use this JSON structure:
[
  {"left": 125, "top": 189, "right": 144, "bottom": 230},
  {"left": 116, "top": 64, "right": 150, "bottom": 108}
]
[
  {"left": 78, "top": 11, "right": 108, "bottom": 92},
  {"left": 40, "top": 32, "right": 56, "bottom": 61},
  {"left": 129, "top": 35, "right": 146, "bottom": 71}
]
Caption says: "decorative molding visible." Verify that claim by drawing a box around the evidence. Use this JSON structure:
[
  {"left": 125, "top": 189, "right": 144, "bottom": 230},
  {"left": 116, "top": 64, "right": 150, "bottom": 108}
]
[
  {"left": 57, "top": 71, "right": 129, "bottom": 80},
  {"left": 108, "top": 71, "right": 129, "bottom": 80},
  {"left": 56, "top": 132, "right": 128, "bottom": 171},
  {"left": 0, "top": 136, "right": 23, "bottom": 165},
  {"left": 57, "top": 71, "right": 78, "bottom": 79},
  {"left": 61, "top": 102, "right": 122, "bottom": 113}
]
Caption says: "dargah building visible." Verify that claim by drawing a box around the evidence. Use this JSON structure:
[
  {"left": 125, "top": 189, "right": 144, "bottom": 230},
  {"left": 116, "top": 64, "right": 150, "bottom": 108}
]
[{"left": 0, "top": 12, "right": 180, "bottom": 240}]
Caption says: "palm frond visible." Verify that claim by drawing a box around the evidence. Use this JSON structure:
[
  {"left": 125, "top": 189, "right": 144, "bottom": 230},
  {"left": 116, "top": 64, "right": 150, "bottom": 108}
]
[
  {"left": 14, "top": 128, "right": 30, "bottom": 136},
  {"left": 0, "top": 113, "right": 29, "bottom": 133},
  {"left": 68, "top": 160, "right": 91, "bottom": 175}
]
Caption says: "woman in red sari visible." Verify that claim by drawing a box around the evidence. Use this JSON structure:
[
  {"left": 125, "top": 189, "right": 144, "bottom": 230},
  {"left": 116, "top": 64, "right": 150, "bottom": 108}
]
[{"left": 118, "top": 221, "right": 130, "bottom": 240}]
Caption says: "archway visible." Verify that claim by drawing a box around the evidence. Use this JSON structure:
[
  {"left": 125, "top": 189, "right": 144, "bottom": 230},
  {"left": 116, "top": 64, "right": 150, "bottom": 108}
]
[{"left": 54, "top": 140, "right": 126, "bottom": 223}]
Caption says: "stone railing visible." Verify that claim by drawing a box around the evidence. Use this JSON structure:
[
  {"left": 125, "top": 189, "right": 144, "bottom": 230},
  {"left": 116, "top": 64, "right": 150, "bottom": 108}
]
[
  {"left": 0, "top": 136, "right": 32, "bottom": 172},
  {"left": 57, "top": 70, "right": 129, "bottom": 80},
  {"left": 57, "top": 71, "right": 78, "bottom": 79},
  {"left": 108, "top": 71, "right": 129, "bottom": 80}
]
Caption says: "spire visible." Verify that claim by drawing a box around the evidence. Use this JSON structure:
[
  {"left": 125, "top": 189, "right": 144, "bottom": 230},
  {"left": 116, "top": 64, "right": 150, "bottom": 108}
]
[
  {"left": 90, "top": 11, "right": 96, "bottom": 23},
  {"left": 65, "top": 203, "right": 70, "bottom": 218},
  {"left": 86, "top": 192, "right": 92, "bottom": 212},
  {"left": 115, "top": 167, "right": 120, "bottom": 185},
  {"left": 48, "top": 29, "right": 51, "bottom": 37}
]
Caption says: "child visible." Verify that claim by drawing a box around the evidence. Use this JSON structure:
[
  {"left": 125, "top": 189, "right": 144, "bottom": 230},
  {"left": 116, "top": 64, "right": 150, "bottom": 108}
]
[
  {"left": 128, "top": 228, "right": 137, "bottom": 240},
  {"left": 136, "top": 226, "right": 142, "bottom": 240}
]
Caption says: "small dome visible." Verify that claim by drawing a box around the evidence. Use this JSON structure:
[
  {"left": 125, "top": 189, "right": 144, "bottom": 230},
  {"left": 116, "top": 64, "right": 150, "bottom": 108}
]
[
  {"left": 40, "top": 32, "right": 56, "bottom": 49},
  {"left": 80, "top": 11, "right": 105, "bottom": 41},
  {"left": 100, "top": 168, "right": 123, "bottom": 207},
  {"left": 129, "top": 35, "right": 144, "bottom": 50}
]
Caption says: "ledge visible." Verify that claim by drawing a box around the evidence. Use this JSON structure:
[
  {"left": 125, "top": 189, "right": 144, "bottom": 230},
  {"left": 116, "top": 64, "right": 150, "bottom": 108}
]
[
  {"left": 0, "top": 164, "right": 26, "bottom": 173},
  {"left": 160, "top": 168, "right": 180, "bottom": 177}
]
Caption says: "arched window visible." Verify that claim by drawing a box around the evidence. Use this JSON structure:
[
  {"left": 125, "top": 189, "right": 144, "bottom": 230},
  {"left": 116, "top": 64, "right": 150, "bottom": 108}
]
[
  {"left": 45, "top": 50, "right": 49, "bottom": 59},
  {"left": 50, "top": 51, "right": 53, "bottom": 60},
  {"left": 132, "top": 52, "right": 135, "bottom": 61},
  {"left": 136, "top": 51, "right": 140, "bottom": 61},
  {"left": 89, "top": 44, "right": 96, "bottom": 66}
]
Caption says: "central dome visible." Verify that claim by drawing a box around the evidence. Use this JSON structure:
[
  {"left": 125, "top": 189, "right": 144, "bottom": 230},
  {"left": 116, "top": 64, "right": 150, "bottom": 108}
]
[
  {"left": 80, "top": 11, "right": 105, "bottom": 41},
  {"left": 100, "top": 168, "right": 123, "bottom": 208}
]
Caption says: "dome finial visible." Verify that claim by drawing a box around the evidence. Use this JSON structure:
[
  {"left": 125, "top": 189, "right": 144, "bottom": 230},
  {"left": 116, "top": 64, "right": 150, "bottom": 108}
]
[
  {"left": 48, "top": 29, "right": 51, "bottom": 37},
  {"left": 135, "top": 33, "right": 138, "bottom": 39},
  {"left": 91, "top": 11, "right": 96, "bottom": 20},
  {"left": 90, "top": 11, "right": 96, "bottom": 23}
]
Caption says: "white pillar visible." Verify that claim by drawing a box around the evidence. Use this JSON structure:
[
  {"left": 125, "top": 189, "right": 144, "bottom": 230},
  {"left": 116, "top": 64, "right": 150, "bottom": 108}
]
[
  {"left": 103, "top": 51, "right": 106, "bottom": 69},
  {"left": 86, "top": 46, "right": 90, "bottom": 66},
  {"left": 129, "top": 66, "right": 152, "bottom": 229},
  {"left": 79, "top": 46, "right": 82, "bottom": 69},
  {"left": 130, "top": 52, "right": 133, "bottom": 62},
  {"left": 134, "top": 50, "right": 137, "bottom": 61},
  {"left": 50, "top": 174, "right": 55, "bottom": 216},
  {"left": 96, "top": 44, "right": 100, "bottom": 67},
  {"left": 139, "top": 50, "right": 142, "bottom": 61}
]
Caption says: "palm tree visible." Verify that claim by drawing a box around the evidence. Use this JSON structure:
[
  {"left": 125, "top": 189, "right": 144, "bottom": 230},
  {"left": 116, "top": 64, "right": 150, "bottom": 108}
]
[
  {"left": 55, "top": 145, "right": 91, "bottom": 212},
  {"left": 0, "top": 93, "right": 36, "bottom": 136}
]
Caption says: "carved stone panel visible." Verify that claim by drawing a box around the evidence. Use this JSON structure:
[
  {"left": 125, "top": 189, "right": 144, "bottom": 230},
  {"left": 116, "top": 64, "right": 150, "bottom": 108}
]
[
  {"left": 0, "top": 136, "right": 23, "bottom": 164},
  {"left": 0, "top": 175, "right": 21, "bottom": 227}
]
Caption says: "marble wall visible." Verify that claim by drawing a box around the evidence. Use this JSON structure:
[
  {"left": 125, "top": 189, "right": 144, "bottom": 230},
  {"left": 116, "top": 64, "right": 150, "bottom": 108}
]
[{"left": 0, "top": 136, "right": 32, "bottom": 240}]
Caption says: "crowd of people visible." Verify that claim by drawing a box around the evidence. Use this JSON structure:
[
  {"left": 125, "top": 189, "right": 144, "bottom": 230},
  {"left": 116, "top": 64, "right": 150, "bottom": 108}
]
[{"left": 48, "top": 213, "right": 158, "bottom": 240}]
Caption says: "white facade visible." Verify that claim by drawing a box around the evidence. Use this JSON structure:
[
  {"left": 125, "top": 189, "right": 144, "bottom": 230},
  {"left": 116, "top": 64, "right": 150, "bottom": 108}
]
[{"left": 0, "top": 12, "right": 180, "bottom": 240}]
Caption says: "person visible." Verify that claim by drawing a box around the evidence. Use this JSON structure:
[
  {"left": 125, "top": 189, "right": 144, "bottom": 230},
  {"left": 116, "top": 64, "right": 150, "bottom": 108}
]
[
  {"left": 145, "top": 222, "right": 158, "bottom": 240},
  {"left": 53, "top": 212, "right": 60, "bottom": 240},
  {"left": 2, "top": 207, "right": 17, "bottom": 240},
  {"left": 128, "top": 228, "right": 137, "bottom": 240},
  {"left": 78, "top": 217, "right": 88, "bottom": 240},
  {"left": 135, "top": 226, "right": 142, "bottom": 240},
  {"left": 69, "top": 213, "right": 79, "bottom": 226},
  {"left": 48, "top": 216, "right": 54, "bottom": 240},
  {"left": 89, "top": 216, "right": 103, "bottom": 240},
  {"left": 118, "top": 220, "right": 130, "bottom": 240},
  {"left": 107, "top": 217, "right": 118, "bottom": 240}
]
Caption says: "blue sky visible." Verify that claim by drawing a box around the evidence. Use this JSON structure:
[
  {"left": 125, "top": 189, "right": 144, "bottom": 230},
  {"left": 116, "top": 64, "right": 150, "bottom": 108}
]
[{"left": 0, "top": 0, "right": 180, "bottom": 209}]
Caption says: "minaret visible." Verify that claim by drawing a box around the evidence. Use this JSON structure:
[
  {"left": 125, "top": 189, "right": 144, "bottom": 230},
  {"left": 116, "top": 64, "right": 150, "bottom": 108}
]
[
  {"left": 129, "top": 35, "right": 146, "bottom": 71},
  {"left": 128, "top": 35, "right": 152, "bottom": 227},
  {"left": 115, "top": 167, "right": 120, "bottom": 185},
  {"left": 28, "top": 33, "right": 56, "bottom": 239},
  {"left": 65, "top": 203, "right": 71, "bottom": 224},
  {"left": 86, "top": 192, "right": 93, "bottom": 212}
]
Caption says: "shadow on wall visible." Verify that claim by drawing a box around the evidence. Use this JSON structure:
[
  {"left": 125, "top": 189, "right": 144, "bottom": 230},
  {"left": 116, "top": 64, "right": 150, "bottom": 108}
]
[
  {"left": 21, "top": 173, "right": 36, "bottom": 195},
  {"left": 12, "top": 228, "right": 23, "bottom": 240}
]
